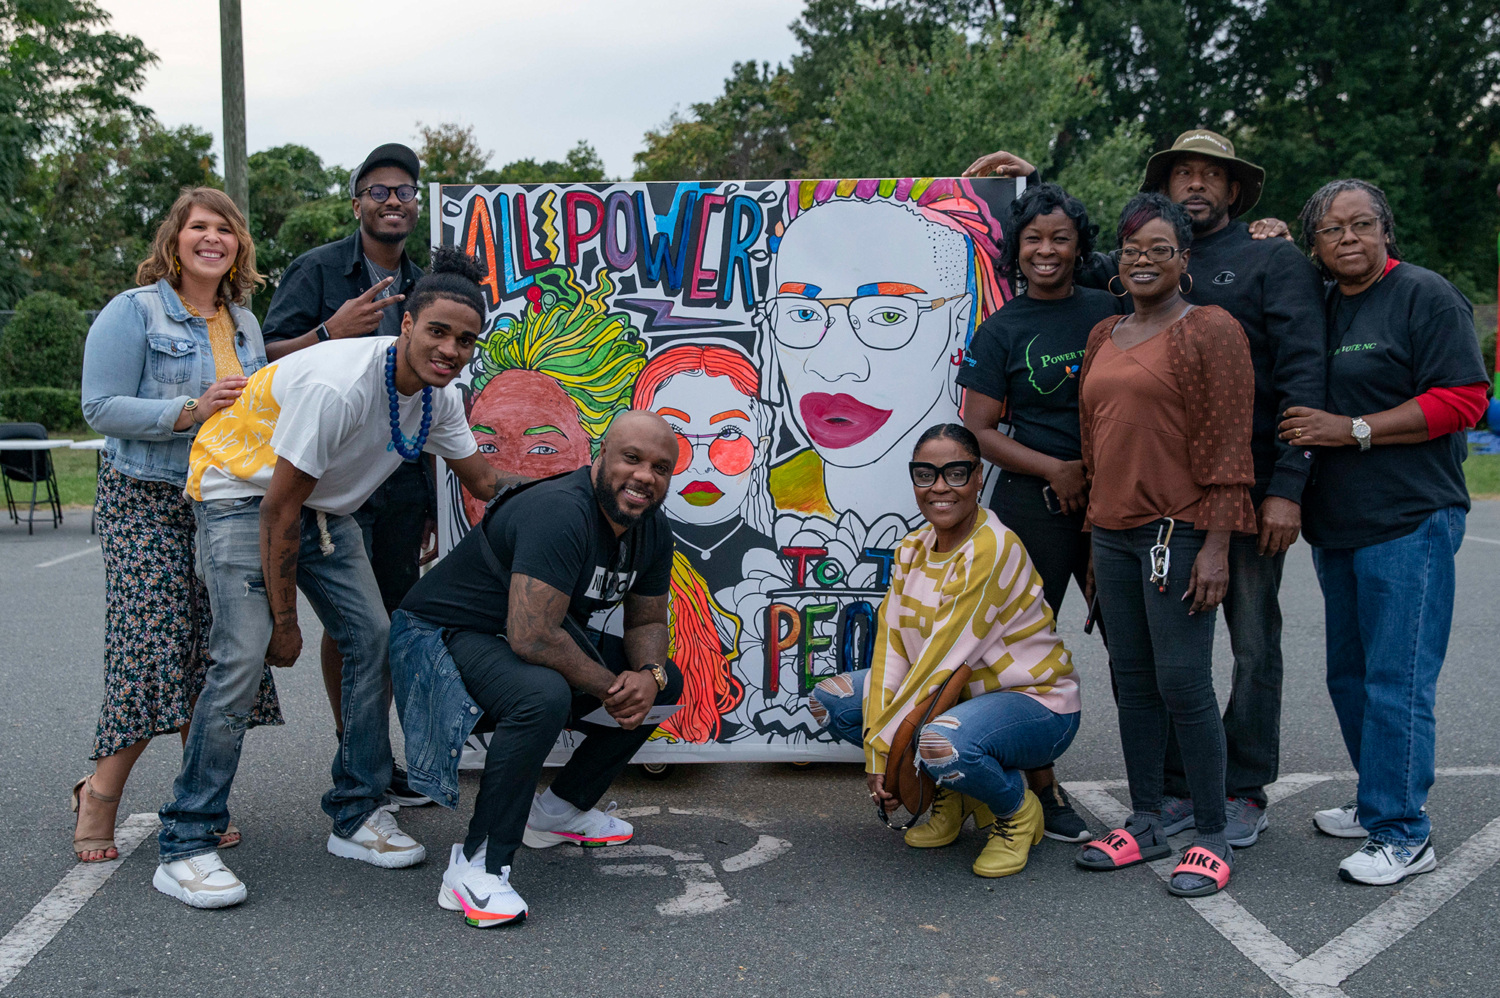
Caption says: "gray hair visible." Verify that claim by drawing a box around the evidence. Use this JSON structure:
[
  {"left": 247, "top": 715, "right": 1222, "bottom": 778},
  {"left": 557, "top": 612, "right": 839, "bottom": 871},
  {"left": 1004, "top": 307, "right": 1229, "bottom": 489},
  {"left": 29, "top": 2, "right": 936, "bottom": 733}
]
[{"left": 1297, "top": 179, "right": 1401, "bottom": 278}]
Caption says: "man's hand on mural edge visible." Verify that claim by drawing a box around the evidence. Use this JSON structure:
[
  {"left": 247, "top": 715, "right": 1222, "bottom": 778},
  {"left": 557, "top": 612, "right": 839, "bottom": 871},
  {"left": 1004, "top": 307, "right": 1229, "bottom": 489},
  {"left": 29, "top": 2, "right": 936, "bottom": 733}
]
[{"left": 962, "top": 150, "right": 1037, "bottom": 179}]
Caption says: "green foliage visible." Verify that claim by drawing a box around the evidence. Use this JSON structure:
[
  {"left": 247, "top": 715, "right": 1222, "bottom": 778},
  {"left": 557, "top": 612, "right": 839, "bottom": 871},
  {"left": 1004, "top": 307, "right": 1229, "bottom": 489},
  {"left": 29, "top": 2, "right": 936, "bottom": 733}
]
[
  {"left": 0, "top": 291, "right": 88, "bottom": 390},
  {"left": 634, "top": 62, "right": 801, "bottom": 180},
  {"left": 0, "top": 386, "right": 84, "bottom": 431},
  {"left": 0, "top": 1, "right": 156, "bottom": 307},
  {"left": 22, "top": 119, "right": 217, "bottom": 309},
  {"left": 493, "top": 141, "right": 607, "bottom": 183},
  {"left": 1053, "top": 121, "right": 1151, "bottom": 247},
  {"left": 248, "top": 143, "right": 345, "bottom": 282},
  {"left": 416, "top": 122, "right": 492, "bottom": 186}
]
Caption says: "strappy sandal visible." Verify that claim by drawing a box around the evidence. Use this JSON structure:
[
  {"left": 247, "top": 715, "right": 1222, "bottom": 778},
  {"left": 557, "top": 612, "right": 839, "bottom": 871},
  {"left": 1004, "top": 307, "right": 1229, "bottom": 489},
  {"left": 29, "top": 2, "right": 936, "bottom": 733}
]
[
  {"left": 1076, "top": 826, "right": 1172, "bottom": 871},
  {"left": 71, "top": 775, "right": 121, "bottom": 862},
  {"left": 219, "top": 823, "right": 242, "bottom": 849},
  {"left": 1166, "top": 845, "right": 1233, "bottom": 897}
]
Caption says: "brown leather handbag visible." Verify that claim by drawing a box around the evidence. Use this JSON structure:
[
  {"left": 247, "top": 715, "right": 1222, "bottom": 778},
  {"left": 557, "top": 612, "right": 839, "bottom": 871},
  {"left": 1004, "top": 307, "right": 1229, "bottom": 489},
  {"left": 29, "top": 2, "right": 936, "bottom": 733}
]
[{"left": 880, "top": 665, "right": 972, "bottom": 828}]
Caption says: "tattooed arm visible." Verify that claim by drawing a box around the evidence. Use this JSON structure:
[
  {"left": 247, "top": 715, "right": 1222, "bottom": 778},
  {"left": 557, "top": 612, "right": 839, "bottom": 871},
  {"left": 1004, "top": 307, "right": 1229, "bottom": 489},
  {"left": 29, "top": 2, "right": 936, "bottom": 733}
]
[
  {"left": 260, "top": 460, "right": 319, "bottom": 669},
  {"left": 448, "top": 452, "right": 531, "bottom": 503},
  {"left": 506, "top": 574, "right": 618, "bottom": 698}
]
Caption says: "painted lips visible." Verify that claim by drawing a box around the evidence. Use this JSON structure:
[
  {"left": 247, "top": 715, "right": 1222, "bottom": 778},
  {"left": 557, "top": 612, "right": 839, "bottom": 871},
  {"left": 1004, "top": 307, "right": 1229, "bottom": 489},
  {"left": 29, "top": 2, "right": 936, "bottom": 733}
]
[
  {"left": 678, "top": 480, "right": 724, "bottom": 506},
  {"left": 799, "top": 392, "right": 892, "bottom": 449}
]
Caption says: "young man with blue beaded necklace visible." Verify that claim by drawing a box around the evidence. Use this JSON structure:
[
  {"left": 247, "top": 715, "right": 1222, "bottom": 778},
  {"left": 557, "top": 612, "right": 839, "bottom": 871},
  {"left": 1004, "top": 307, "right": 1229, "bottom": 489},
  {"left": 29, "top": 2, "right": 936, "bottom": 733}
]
[{"left": 154, "top": 251, "right": 517, "bottom": 909}]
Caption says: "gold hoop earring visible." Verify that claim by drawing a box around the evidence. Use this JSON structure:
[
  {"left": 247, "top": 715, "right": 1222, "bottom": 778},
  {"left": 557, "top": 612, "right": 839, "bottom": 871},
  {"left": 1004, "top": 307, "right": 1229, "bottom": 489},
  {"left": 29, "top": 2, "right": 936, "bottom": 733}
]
[
  {"left": 173, "top": 255, "right": 182, "bottom": 276},
  {"left": 1179, "top": 273, "right": 1194, "bottom": 295},
  {"left": 1107, "top": 275, "right": 1130, "bottom": 298},
  {"left": 228, "top": 265, "right": 237, "bottom": 283}
]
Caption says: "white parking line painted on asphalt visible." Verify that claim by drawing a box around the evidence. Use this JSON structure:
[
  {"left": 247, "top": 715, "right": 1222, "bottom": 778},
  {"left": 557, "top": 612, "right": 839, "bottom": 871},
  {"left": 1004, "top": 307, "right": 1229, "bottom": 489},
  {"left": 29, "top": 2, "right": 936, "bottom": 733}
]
[
  {"left": 721, "top": 835, "right": 792, "bottom": 873},
  {"left": 0, "top": 813, "right": 156, "bottom": 993},
  {"left": 1464, "top": 535, "right": 1500, "bottom": 546},
  {"left": 1066, "top": 770, "right": 1500, "bottom": 998},
  {"left": 32, "top": 545, "right": 97, "bottom": 569}
]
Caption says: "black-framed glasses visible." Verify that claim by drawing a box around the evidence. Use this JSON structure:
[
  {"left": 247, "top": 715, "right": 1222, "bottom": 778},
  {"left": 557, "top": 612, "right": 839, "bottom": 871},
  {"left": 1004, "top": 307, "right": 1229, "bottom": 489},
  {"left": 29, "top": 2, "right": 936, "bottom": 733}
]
[
  {"left": 909, "top": 460, "right": 978, "bottom": 488},
  {"left": 764, "top": 293, "right": 954, "bottom": 351},
  {"left": 358, "top": 184, "right": 420, "bottom": 204},
  {"left": 1119, "top": 245, "right": 1183, "bottom": 265},
  {"left": 1313, "top": 217, "right": 1379, "bottom": 243}
]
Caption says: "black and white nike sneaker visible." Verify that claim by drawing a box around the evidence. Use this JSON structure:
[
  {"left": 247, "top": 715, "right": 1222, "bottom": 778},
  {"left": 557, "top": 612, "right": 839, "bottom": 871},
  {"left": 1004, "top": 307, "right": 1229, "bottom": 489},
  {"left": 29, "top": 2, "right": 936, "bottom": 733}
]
[{"left": 438, "top": 843, "right": 527, "bottom": 927}]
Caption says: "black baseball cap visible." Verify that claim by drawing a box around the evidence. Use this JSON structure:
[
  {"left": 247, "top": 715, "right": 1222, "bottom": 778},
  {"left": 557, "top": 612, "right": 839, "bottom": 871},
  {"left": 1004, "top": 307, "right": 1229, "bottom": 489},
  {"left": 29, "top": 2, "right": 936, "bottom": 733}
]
[{"left": 350, "top": 142, "right": 421, "bottom": 197}]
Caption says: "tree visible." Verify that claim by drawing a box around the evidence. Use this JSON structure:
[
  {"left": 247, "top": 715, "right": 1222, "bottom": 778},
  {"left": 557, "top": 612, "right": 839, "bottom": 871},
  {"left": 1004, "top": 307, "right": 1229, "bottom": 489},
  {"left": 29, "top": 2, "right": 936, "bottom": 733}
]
[
  {"left": 0, "top": 0, "right": 155, "bottom": 306},
  {"left": 415, "top": 121, "right": 491, "bottom": 186},
  {"left": 0, "top": 290, "right": 88, "bottom": 389},
  {"left": 494, "top": 141, "right": 607, "bottom": 183},
  {"left": 247, "top": 143, "right": 347, "bottom": 291},
  {"left": 22, "top": 119, "right": 217, "bottom": 309},
  {"left": 634, "top": 62, "right": 801, "bottom": 180}
]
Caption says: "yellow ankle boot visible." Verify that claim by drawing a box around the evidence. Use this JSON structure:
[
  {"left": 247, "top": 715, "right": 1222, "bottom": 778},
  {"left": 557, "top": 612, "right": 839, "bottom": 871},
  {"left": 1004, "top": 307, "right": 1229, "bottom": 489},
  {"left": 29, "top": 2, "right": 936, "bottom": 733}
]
[
  {"left": 972, "top": 789, "right": 1045, "bottom": 877},
  {"left": 905, "top": 788, "right": 997, "bottom": 849}
]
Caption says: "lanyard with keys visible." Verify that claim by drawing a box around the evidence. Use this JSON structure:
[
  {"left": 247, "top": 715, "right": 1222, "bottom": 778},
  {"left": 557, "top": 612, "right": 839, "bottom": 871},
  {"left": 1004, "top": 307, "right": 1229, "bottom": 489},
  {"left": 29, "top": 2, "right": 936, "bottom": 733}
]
[{"left": 1149, "top": 518, "right": 1176, "bottom": 592}]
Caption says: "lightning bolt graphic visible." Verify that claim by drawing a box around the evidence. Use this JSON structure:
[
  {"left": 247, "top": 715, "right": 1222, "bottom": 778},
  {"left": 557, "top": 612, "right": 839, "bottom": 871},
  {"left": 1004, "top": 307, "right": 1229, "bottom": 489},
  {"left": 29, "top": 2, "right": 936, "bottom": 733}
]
[
  {"left": 535, "top": 190, "right": 561, "bottom": 264},
  {"left": 616, "top": 298, "right": 739, "bottom": 332}
]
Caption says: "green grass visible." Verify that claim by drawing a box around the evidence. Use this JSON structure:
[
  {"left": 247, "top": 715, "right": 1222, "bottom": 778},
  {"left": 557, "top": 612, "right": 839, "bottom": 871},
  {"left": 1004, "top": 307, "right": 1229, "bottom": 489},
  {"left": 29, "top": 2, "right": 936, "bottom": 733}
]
[{"left": 1466, "top": 449, "right": 1500, "bottom": 499}]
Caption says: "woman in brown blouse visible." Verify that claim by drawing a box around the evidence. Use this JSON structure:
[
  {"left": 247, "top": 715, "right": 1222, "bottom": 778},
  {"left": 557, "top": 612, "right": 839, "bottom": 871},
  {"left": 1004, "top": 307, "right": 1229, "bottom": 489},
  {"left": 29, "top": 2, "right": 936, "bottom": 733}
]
[{"left": 1073, "top": 193, "right": 1256, "bottom": 898}]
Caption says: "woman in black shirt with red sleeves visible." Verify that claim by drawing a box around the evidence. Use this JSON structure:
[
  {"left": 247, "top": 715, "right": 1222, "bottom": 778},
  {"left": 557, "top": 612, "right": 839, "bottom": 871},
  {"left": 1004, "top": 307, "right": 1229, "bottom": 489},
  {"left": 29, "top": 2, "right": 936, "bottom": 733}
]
[
  {"left": 958, "top": 183, "right": 1123, "bottom": 845},
  {"left": 1281, "top": 179, "right": 1488, "bottom": 887}
]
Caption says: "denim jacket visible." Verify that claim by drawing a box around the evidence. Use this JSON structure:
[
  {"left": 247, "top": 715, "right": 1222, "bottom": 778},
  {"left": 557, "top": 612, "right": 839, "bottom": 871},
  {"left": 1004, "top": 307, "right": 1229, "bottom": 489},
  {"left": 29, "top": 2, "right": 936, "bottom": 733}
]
[
  {"left": 81, "top": 279, "right": 267, "bottom": 486},
  {"left": 388, "top": 609, "right": 484, "bottom": 808}
]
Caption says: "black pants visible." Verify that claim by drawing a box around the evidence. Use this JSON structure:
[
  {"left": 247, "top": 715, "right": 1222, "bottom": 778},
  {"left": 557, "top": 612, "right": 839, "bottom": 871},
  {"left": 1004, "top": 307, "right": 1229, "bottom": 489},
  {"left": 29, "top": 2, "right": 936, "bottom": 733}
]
[
  {"left": 354, "top": 460, "right": 432, "bottom": 613},
  {"left": 444, "top": 627, "right": 683, "bottom": 872},
  {"left": 992, "top": 471, "right": 1092, "bottom": 619},
  {"left": 1163, "top": 535, "right": 1286, "bottom": 805},
  {"left": 1092, "top": 523, "right": 1227, "bottom": 835}
]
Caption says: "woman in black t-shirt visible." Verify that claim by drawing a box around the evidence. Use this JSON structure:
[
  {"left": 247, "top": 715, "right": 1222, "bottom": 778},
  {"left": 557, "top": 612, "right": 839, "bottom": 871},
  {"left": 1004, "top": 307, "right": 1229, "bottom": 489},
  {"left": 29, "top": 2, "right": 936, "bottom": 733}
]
[
  {"left": 958, "top": 183, "right": 1121, "bottom": 845},
  {"left": 1280, "top": 179, "right": 1488, "bottom": 887}
]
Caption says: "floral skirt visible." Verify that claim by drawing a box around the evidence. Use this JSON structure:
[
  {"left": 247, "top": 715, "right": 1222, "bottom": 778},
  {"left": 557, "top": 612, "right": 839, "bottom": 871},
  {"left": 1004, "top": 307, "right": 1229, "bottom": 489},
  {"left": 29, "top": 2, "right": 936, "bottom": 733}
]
[{"left": 92, "top": 464, "right": 282, "bottom": 759}]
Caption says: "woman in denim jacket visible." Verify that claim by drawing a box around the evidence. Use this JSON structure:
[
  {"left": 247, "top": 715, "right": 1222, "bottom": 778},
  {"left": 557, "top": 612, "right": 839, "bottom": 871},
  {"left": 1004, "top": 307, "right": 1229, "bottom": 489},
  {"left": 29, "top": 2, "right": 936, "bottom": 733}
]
[{"left": 71, "top": 188, "right": 283, "bottom": 861}]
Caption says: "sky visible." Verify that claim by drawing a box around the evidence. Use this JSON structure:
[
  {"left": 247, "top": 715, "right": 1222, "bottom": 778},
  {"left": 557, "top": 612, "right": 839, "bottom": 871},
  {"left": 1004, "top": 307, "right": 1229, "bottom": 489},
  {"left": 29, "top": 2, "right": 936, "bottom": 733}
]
[{"left": 97, "top": 0, "right": 808, "bottom": 180}]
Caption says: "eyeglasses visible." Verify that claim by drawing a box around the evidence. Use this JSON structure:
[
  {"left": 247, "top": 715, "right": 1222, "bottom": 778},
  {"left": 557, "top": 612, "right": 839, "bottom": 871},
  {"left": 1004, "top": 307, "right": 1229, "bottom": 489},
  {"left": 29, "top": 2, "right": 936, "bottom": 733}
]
[
  {"left": 909, "top": 460, "right": 978, "bottom": 488},
  {"left": 1313, "top": 217, "right": 1380, "bottom": 243},
  {"left": 358, "top": 184, "right": 420, "bottom": 204},
  {"left": 1118, "top": 245, "right": 1183, "bottom": 265},
  {"left": 765, "top": 293, "right": 953, "bottom": 351},
  {"left": 672, "top": 428, "right": 758, "bottom": 477}
]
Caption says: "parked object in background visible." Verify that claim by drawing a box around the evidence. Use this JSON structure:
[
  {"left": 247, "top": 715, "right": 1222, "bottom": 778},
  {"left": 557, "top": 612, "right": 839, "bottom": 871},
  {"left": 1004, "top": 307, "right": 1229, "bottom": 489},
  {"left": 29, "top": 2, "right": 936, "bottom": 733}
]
[{"left": 0, "top": 423, "right": 71, "bottom": 532}]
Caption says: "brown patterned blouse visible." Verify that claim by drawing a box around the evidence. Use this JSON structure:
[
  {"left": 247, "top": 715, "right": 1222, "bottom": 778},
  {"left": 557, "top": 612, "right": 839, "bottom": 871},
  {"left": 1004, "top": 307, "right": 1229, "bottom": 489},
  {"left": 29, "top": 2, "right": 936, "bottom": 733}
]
[{"left": 1078, "top": 305, "right": 1257, "bottom": 534}]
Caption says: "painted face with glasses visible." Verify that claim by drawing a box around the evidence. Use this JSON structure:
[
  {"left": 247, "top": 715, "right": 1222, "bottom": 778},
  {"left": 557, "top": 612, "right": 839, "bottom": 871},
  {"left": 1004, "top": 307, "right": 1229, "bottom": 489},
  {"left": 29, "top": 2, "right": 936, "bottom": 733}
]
[
  {"left": 909, "top": 436, "right": 982, "bottom": 543},
  {"left": 767, "top": 200, "right": 973, "bottom": 470},
  {"left": 353, "top": 164, "right": 420, "bottom": 245}
]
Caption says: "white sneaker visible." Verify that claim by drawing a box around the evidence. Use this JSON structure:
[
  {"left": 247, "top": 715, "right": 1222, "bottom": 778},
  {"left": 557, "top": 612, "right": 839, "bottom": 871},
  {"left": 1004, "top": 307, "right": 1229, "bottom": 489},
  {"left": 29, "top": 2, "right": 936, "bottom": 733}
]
[
  {"left": 522, "top": 796, "right": 633, "bottom": 848},
  {"left": 458, "top": 732, "right": 490, "bottom": 771},
  {"left": 436, "top": 844, "right": 527, "bottom": 927},
  {"left": 1339, "top": 837, "right": 1437, "bottom": 885},
  {"left": 327, "top": 806, "right": 426, "bottom": 868},
  {"left": 153, "top": 852, "right": 247, "bottom": 909},
  {"left": 1314, "top": 799, "right": 1366, "bottom": 838}
]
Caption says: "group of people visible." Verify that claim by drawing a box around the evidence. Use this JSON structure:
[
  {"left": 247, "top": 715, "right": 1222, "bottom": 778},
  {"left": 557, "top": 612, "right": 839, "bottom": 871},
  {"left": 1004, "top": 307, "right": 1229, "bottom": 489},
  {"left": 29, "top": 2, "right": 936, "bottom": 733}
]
[{"left": 68, "top": 128, "right": 1484, "bottom": 925}]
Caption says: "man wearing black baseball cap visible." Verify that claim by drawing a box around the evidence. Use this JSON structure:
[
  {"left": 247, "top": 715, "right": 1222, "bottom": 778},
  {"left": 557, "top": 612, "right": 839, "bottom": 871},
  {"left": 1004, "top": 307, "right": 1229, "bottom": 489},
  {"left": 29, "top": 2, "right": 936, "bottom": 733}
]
[
  {"left": 260, "top": 141, "right": 434, "bottom": 807},
  {"left": 965, "top": 129, "right": 1326, "bottom": 851}
]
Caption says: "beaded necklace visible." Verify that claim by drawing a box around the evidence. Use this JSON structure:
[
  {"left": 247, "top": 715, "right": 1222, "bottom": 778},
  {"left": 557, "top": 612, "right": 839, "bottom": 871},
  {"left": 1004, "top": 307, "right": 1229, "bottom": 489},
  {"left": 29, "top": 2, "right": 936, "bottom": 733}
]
[{"left": 385, "top": 342, "right": 432, "bottom": 461}]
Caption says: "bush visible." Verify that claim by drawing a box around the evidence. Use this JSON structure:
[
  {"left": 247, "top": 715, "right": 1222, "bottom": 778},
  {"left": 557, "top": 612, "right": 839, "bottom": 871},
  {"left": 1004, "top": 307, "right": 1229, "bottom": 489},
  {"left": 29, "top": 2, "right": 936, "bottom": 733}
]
[
  {"left": 0, "top": 291, "right": 89, "bottom": 390},
  {"left": 0, "top": 387, "right": 86, "bottom": 432}
]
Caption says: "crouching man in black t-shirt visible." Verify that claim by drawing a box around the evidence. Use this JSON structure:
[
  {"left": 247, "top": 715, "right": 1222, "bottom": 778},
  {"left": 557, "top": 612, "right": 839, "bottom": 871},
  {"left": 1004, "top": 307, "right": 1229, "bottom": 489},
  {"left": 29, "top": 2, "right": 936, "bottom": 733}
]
[{"left": 389, "top": 411, "right": 682, "bottom": 927}]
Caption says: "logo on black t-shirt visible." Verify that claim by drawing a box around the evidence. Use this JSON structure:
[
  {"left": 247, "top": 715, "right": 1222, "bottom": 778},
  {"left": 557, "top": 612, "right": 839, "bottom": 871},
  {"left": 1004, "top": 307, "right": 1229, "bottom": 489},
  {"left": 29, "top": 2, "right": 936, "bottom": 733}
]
[
  {"left": 586, "top": 566, "right": 636, "bottom": 603},
  {"left": 1212, "top": 270, "right": 1236, "bottom": 286}
]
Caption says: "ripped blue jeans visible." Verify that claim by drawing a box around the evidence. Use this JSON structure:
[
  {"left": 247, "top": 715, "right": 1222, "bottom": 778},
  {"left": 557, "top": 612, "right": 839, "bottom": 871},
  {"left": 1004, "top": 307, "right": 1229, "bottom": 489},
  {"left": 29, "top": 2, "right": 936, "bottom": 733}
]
[
  {"left": 159, "top": 496, "right": 392, "bottom": 861},
  {"left": 810, "top": 669, "right": 1080, "bottom": 819}
]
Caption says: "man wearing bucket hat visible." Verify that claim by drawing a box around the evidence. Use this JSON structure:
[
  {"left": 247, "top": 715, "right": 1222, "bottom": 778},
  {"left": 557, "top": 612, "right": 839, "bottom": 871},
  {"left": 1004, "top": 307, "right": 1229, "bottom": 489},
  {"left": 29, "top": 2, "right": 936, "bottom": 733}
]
[{"left": 965, "top": 130, "right": 1326, "bottom": 850}]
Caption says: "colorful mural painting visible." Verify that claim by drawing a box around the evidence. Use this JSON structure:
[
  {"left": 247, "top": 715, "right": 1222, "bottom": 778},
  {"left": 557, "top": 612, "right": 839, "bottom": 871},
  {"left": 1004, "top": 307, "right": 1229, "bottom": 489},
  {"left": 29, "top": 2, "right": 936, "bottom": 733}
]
[{"left": 435, "top": 176, "right": 1021, "bottom": 763}]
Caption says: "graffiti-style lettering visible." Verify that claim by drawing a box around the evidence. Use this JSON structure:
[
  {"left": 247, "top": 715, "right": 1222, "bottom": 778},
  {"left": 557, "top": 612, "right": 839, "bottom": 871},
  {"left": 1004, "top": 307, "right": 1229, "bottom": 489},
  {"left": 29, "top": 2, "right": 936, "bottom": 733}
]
[
  {"left": 564, "top": 190, "right": 605, "bottom": 267},
  {"left": 634, "top": 190, "right": 696, "bottom": 293},
  {"left": 799, "top": 602, "right": 839, "bottom": 691},
  {"left": 513, "top": 192, "right": 549, "bottom": 273},
  {"left": 764, "top": 603, "right": 802, "bottom": 695},
  {"left": 687, "top": 193, "right": 726, "bottom": 302},
  {"left": 602, "top": 190, "right": 638, "bottom": 271},
  {"left": 861, "top": 547, "right": 897, "bottom": 588},
  {"left": 721, "top": 195, "right": 763, "bottom": 307},
  {"left": 838, "top": 601, "right": 876, "bottom": 673},
  {"left": 781, "top": 546, "right": 828, "bottom": 587},
  {"left": 462, "top": 194, "right": 502, "bottom": 307},
  {"left": 812, "top": 558, "right": 845, "bottom": 587}
]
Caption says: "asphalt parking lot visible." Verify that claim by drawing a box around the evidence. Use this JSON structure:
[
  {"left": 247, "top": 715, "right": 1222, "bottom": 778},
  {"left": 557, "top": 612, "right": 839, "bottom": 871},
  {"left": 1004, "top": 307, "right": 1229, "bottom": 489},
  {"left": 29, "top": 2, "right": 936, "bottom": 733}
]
[{"left": 2, "top": 505, "right": 1498, "bottom": 998}]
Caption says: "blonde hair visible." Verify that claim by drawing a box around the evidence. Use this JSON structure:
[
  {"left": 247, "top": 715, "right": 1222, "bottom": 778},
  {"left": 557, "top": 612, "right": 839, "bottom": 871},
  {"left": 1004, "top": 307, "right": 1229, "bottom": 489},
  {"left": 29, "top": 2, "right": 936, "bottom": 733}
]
[{"left": 135, "top": 187, "right": 263, "bottom": 305}]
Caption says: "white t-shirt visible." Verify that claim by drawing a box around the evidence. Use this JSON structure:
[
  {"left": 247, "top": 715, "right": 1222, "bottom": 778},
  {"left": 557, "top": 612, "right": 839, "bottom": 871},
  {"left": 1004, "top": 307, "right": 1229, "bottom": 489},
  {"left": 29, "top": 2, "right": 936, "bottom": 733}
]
[{"left": 187, "top": 336, "right": 477, "bottom": 515}]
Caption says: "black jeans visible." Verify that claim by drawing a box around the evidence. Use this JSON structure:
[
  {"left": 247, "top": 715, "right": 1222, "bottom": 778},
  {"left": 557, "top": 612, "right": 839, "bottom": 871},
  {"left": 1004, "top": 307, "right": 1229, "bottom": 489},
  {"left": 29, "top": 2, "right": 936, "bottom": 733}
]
[
  {"left": 444, "top": 627, "right": 683, "bottom": 872},
  {"left": 991, "top": 471, "right": 1092, "bottom": 618},
  {"left": 354, "top": 460, "right": 432, "bottom": 613},
  {"left": 1092, "top": 523, "right": 1227, "bottom": 835},
  {"left": 1163, "top": 534, "right": 1286, "bottom": 805}
]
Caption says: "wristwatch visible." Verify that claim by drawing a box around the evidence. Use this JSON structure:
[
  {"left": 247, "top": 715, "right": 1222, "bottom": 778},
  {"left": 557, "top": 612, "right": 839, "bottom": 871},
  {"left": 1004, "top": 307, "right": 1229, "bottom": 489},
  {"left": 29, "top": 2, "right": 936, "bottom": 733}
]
[
  {"left": 1350, "top": 417, "right": 1372, "bottom": 451},
  {"left": 644, "top": 664, "right": 667, "bottom": 692},
  {"left": 315, "top": 322, "right": 332, "bottom": 342}
]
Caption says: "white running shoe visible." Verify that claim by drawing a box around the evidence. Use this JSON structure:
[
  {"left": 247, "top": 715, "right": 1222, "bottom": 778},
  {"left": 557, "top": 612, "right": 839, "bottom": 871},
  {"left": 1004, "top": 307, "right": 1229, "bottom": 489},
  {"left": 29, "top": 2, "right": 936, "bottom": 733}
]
[
  {"left": 458, "top": 732, "right": 490, "bottom": 771},
  {"left": 153, "top": 852, "right": 247, "bottom": 909},
  {"left": 1339, "top": 837, "right": 1437, "bottom": 885},
  {"left": 436, "top": 844, "right": 527, "bottom": 927},
  {"left": 1314, "top": 799, "right": 1366, "bottom": 838},
  {"left": 522, "top": 797, "right": 633, "bottom": 849},
  {"left": 327, "top": 806, "right": 426, "bottom": 868}
]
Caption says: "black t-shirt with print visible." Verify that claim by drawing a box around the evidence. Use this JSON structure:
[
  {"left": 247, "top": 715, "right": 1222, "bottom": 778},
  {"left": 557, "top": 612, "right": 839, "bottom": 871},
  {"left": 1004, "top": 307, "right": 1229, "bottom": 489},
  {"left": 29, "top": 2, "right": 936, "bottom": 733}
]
[
  {"left": 1302, "top": 263, "right": 1488, "bottom": 550},
  {"left": 400, "top": 467, "right": 674, "bottom": 632},
  {"left": 957, "top": 288, "right": 1123, "bottom": 462}
]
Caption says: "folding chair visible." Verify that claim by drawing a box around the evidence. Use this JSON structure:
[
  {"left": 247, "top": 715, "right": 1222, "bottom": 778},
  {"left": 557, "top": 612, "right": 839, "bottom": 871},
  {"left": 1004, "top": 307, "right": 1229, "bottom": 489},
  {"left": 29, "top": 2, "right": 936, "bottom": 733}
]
[{"left": 0, "top": 422, "right": 64, "bottom": 534}]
